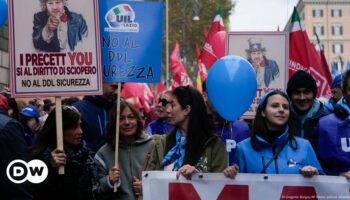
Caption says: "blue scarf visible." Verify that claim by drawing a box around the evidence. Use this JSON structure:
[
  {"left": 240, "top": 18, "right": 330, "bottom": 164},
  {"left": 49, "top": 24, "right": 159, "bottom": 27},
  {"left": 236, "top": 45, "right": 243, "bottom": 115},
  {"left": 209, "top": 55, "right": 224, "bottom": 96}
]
[{"left": 161, "top": 129, "right": 186, "bottom": 171}]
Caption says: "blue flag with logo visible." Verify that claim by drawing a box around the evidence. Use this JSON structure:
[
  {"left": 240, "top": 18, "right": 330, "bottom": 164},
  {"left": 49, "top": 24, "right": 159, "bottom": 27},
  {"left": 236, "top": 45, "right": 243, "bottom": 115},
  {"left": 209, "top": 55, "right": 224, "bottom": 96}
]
[{"left": 99, "top": 1, "right": 163, "bottom": 83}]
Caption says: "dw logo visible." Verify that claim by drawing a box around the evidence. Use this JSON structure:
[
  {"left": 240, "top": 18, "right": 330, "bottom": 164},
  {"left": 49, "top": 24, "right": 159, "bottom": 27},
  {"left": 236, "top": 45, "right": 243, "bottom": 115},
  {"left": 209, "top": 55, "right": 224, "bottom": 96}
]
[{"left": 6, "top": 160, "right": 48, "bottom": 184}]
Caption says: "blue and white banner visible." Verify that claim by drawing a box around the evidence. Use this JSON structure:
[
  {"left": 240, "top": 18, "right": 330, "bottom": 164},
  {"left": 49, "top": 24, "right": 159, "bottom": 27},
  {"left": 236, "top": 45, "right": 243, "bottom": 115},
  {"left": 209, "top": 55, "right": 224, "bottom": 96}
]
[{"left": 99, "top": 1, "right": 163, "bottom": 83}]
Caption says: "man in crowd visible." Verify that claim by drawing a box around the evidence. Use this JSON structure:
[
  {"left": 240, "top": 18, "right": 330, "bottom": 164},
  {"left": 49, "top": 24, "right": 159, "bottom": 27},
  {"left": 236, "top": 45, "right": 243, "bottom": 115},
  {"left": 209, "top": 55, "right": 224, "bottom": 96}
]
[
  {"left": 286, "top": 70, "right": 329, "bottom": 154},
  {"left": 324, "top": 74, "right": 343, "bottom": 112},
  {"left": 73, "top": 82, "right": 121, "bottom": 154}
]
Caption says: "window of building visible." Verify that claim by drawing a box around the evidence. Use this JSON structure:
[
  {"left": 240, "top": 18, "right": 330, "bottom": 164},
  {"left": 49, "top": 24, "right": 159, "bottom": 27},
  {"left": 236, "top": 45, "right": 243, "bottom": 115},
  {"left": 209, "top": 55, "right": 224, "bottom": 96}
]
[
  {"left": 331, "top": 9, "right": 342, "bottom": 17},
  {"left": 332, "top": 24, "right": 343, "bottom": 36},
  {"left": 312, "top": 9, "right": 323, "bottom": 17},
  {"left": 313, "top": 24, "right": 324, "bottom": 36},
  {"left": 332, "top": 43, "right": 343, "bottom": 54}
]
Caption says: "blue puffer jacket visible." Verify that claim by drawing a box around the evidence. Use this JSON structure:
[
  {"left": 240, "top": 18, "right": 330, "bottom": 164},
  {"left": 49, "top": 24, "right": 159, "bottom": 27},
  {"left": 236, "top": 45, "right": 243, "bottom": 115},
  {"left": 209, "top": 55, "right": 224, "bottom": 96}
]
[
  {"left": 234, "top": 127, "right": 324, "bottom": 174},
  {"left": 73, "top": 96, "right": 114, "bottom": 153},
  {"left": 290, "top": 100, "right": 329, "bottom": 155},
  {"left": 213, "top": 120, "right": 250, "bottom": 165},
  {"left": 318, "top": 98, "right": 350, "bottom": 175}
]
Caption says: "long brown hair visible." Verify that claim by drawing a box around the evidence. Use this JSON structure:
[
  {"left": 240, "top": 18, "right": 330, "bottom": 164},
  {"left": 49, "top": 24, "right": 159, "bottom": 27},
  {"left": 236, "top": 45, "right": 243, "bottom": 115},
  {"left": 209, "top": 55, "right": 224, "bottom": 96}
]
[{"left": 106, "top": 100, "right": 144, "bottom": 148}]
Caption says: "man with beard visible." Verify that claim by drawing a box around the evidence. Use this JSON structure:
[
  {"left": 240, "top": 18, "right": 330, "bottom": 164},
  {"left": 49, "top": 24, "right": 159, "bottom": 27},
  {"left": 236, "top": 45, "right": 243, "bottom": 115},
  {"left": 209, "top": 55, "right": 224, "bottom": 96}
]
[
  {"left": 246, "top": 38, "right": 279, "bottom": 88},
  {"left": 73, "top": 82, "right": 122, "bottom": 154},
  {"left": 287, "top": 70, "right": 329, "bottom": 155}
]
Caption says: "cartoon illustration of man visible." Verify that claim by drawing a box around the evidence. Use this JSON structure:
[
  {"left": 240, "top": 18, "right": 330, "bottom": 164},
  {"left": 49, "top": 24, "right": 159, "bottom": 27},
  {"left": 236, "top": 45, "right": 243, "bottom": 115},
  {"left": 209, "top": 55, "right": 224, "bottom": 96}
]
[
  {"left": 33, "top": 0, "right": 88, "bottom": 52},
  {"left": 246, "top": 38, "right": 279, "bottom": 88}
]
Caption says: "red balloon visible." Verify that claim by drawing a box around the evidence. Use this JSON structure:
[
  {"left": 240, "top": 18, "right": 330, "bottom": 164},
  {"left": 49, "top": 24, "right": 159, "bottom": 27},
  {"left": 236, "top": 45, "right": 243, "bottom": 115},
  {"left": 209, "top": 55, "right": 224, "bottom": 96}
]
[{"left": 211, "top": 31, "right": 226, "bottom": 59}]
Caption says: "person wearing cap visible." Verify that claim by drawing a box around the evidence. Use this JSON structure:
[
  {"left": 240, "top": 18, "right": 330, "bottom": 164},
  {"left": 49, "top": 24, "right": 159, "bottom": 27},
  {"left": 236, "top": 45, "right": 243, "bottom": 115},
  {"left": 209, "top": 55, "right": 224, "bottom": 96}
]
[
  {"left": 224, "top": 90, "right": 323, "bottom": 178},
  {"left": 19, "top": 104, "right": 41, "bottom": 146},
  {"left": 33, "top": 0, "right": 87, "bottom": 52},
  {"left": 246, "top": 38, "right": 279, "bottom": 88},
  {"left": 324, "top": 74, "right": 343, "bottom": 112},
  {"left": 0, "top": 94, "right": 33, "bottom": 199},
  {"left": 318, "top": 70, "right": 350, "bottom": 178},
  {"left": 286, "top": 70, "right": 330, "bottom": 155}
]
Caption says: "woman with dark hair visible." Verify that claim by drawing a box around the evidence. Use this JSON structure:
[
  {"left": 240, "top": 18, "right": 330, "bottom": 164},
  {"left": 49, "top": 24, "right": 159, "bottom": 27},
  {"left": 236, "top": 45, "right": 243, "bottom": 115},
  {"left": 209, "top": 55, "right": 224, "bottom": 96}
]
[
  {"left": 93, "top": 101, "right": 153, "bottom": 200},
  {"left": 31, "top": 106, "right": 95, "bottom": 200},
  {"left": 224, "top": 90, "right": 323, "bottom": 178},
  {"left": 147, "top": 86, "right": 228, "bottom": 179}
]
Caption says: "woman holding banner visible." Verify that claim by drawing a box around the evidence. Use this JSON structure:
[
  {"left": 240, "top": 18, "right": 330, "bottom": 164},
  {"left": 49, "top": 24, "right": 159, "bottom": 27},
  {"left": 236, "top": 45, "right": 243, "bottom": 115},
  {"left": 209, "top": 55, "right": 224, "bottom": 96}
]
[
  {"left": 93, "top": 101, "right": 153, "bottom": 200},
  {"left": 147, "top": 86, "right": 228, "bottom": 180},
  {"left": 31, "top": 105, "right": 95, "bottom": 200},
  {"left": 224, "top": 90, "right": 323, "bottom": 178}
]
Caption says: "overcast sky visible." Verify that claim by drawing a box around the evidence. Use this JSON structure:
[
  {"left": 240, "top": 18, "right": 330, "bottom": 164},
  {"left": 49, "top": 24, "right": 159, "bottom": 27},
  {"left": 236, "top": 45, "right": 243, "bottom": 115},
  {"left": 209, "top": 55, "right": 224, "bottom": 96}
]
[{"left": 229, "top": 0, "right": 300, "bottom": 31}]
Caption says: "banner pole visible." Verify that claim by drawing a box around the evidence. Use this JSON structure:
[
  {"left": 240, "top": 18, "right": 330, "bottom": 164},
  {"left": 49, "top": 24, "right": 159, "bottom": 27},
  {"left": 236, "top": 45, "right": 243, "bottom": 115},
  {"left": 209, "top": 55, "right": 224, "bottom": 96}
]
[
  {"left": 55, "top": 96, "right": 64, "bottom": 174},
  {"left": 114, "top": 82, "right": 122, "bottom": 192}
]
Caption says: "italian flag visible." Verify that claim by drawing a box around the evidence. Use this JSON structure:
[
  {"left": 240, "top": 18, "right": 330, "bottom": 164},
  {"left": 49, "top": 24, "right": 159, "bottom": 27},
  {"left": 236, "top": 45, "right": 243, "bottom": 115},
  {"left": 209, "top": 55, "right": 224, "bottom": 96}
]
[
  {"left": 200, "top": 8, "right": 224, "bottom": 69},
  {"left": 289, "top": 7, "right": 331, "bottom": 98}
]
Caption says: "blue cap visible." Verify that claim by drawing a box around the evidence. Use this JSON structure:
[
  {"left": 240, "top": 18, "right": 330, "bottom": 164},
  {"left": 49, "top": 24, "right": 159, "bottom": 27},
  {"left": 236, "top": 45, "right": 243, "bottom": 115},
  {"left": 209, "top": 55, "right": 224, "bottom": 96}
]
[
  {"left": 331, "top": 74, "right": 342, "bottom": 89},
  {"left": 20, "top": 105, "right": 40, "bottom": 119}
]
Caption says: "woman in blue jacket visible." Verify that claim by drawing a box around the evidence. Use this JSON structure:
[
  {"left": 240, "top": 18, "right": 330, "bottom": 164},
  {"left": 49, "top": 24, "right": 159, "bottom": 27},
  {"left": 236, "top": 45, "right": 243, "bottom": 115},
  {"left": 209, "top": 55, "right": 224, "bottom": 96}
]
[{"left": 224, "top": 90, "right": 323, "bottom": 178}]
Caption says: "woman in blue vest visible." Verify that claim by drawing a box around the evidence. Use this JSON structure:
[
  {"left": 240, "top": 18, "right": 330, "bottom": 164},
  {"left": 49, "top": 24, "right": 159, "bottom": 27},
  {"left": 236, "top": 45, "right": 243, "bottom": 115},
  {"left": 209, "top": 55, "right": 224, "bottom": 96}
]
[{"left": 224, "top": 90, "right": 323, "bottom": 178}]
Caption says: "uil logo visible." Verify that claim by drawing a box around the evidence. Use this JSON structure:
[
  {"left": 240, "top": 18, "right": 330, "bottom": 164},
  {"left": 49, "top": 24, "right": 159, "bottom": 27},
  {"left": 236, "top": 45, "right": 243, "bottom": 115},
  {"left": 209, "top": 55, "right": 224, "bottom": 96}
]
[{"left": 104, "top": 4, "right": 139, "bottom": 32}]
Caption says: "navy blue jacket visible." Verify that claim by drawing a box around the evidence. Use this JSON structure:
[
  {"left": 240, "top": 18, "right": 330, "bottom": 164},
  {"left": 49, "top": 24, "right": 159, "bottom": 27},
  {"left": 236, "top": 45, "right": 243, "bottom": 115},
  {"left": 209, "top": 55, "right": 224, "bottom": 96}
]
[
  {"left": 0, "top": 109, "right": 32, "bottom": 199},
  {"left": 73, "top": 96, "right": 114, "bottom": 153}
]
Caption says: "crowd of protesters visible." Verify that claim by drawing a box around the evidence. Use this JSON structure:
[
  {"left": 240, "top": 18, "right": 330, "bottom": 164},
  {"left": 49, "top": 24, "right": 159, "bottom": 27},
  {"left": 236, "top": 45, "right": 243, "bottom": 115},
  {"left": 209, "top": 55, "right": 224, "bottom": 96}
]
[{"left": 0, "top": 69, "right": 349, "bottom": 199}]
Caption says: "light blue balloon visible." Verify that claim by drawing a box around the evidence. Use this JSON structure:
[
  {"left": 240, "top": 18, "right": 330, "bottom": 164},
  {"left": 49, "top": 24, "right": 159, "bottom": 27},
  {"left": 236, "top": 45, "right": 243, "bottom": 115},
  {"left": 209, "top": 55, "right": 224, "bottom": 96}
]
[
  {"left": 0, "top": 0, "right": 7, "bottom": 28},
  {"left": 207, "top": 55, "right": 257, "bottom": 121}
]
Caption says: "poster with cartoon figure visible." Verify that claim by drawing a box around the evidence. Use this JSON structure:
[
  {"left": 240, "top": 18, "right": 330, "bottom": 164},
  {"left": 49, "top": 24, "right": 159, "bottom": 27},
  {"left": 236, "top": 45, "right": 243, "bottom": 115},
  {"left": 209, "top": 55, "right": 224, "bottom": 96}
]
[
  {"left": 8, "top": 0, "right": 102, "bottom": 97},
  {"left": 227, "top": 32, "right": 289, "bottom": 118}
]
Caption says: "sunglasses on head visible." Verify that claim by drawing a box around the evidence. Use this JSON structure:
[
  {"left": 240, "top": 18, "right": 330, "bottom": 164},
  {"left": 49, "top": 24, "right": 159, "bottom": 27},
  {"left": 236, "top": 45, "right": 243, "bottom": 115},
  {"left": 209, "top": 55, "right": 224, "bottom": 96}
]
[
  {"left": 62, "top": 105, "right": 80, "bottom": 113},
  {"left": 158, "top": 98, "right": 171, "bottom": 107}
]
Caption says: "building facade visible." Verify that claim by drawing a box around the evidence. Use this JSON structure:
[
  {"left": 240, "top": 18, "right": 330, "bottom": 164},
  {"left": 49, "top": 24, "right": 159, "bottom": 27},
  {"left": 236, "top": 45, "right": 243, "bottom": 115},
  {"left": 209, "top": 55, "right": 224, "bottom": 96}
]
[
  {"left": 295, "top": 0, "right": 350, "bottom": 69},
  {"left": 0, "top": 22, "right": 9, "bottom": 88}
]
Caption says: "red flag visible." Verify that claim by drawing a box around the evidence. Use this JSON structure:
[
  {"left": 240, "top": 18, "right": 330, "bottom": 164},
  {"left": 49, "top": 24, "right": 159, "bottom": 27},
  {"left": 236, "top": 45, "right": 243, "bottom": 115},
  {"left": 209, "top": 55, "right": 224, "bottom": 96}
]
[
  {"left": 315, "top": 34, "right": 332, "bottom": 87},
  {"left": 157, "top": 81, "right": 166, "bottom": 94},
  {"left": 289, "top": 7, "right": 331, "bottom": 98},
  {"left": 170, "top": 42, "right": 192, "bottom": 89},
  {"left": 195, "top": 44, "right": 207, "bottom": 82},
  {"left": 121, "top": 83, "right": 154, "bottom": 113},
  {"left": 200, "top": 8, "right": 224, "bottom": 69}
]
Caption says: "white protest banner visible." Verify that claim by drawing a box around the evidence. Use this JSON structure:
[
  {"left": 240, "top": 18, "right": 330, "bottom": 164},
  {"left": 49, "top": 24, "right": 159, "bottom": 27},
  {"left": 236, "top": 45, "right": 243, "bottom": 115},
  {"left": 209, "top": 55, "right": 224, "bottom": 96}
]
[
  {"left": 143, "top": 171, "right": 349, "bottom": 200},
  {"left": 9, "top": 0, "right": 102, "bottom": 97}
]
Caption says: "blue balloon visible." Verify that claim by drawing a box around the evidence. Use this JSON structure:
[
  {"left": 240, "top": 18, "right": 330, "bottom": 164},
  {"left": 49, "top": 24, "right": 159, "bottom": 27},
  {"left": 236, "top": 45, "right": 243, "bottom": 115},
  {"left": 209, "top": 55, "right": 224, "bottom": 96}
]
[
  {"left": 207, "top": 55, "right": 257, "bottom": 121},
  {"left": 0, "top": 0, "right": 7, "bottom": 28}
]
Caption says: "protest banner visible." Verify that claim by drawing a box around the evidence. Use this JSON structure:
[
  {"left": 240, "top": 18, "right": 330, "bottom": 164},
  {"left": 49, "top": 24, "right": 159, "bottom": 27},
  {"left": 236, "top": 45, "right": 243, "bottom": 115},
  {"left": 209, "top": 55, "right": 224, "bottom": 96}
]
[
  {"left": 143, "top": 172, "right": 350, "bottom": 200},
  {"left": 99, "top": 0, "right": 163, "bottom": 191},
  {"left": 227, "top": 32, "right": 289, "bottom": 118},
  {"left": 8, "top": 0, "right": 102, "bottom": 173}
]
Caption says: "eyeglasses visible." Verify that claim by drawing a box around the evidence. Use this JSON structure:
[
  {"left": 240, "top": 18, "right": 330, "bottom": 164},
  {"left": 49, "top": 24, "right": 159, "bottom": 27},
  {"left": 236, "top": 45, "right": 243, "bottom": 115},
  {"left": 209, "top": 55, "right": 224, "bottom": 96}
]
[{"left": 158, "top": 98, "right": 171, "bottom": 107}]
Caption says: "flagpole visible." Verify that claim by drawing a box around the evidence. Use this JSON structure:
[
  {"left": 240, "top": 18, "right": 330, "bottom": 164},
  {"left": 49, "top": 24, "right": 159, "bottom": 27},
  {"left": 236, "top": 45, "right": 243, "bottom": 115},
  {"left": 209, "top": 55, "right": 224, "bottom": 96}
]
[{"left": 165, "top": 0, "right": 170, "bottom": 89}]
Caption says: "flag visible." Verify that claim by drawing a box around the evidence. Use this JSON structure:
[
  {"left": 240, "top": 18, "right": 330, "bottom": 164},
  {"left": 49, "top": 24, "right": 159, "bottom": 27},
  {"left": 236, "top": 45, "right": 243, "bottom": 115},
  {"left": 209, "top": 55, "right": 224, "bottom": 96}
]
[
  {"left": 196, "top": 71, "right": 203, "bottom": 94},
  {"left": 315, "top": 33, "right": 332, "bottom": 89},
  {"left": 200, "top": 8, "right": 224, "bottom": 69},
  {"left": 289, "top": 7, "right": 331, "bottom": 98},
  {"left": 195, "top": 44, "right": 207, "bottom": 82},
  {"left": 157, "top": 81, "right": 166, "bottom": 94},
  {"left": 331, "top": 63, "right": 339, "bottom": 77},
  {"left": 170, "top": 42, "right": 192, "bottom": 89},
  {"left": 338, "top": 56, "right": 344, "bottom": 72},
  {"left": 121, "top": 83, "right": 155, "bottom": 113}
]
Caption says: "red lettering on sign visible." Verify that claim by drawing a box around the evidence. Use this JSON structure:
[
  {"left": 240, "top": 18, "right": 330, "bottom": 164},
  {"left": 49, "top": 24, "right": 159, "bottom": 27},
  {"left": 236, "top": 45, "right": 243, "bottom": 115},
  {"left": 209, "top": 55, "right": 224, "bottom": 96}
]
[
  {"left": 217, "top": 185, "right": 249, "bottom": 200},
  {"left": 280, "top": 186, "right": 318, "bottom": 200},
  {"left": 169, "top": 183, "right": 201, "bottom": 200}
]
